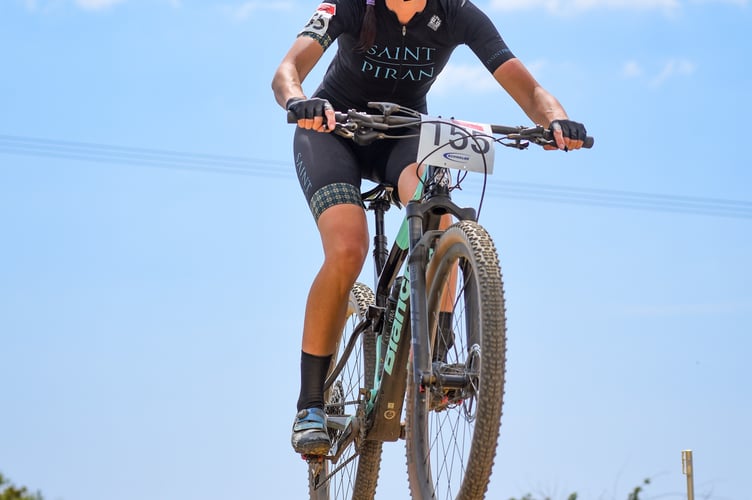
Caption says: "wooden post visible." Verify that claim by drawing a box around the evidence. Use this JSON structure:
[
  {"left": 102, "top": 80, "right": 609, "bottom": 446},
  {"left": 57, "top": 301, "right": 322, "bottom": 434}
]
[{"left": 682, "top": 449, "right": 695, "bottom": 500}]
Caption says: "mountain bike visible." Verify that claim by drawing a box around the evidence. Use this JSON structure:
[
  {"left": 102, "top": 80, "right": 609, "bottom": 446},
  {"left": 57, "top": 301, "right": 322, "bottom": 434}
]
[{"left": 289, "top": 102, "right": 594, "bottom": 500}]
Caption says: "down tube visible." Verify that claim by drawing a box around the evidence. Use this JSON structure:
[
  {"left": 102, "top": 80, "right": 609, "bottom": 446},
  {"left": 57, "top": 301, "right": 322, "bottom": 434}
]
[{"left": 368, "top": 265, "right": 411, "bottom": 443}]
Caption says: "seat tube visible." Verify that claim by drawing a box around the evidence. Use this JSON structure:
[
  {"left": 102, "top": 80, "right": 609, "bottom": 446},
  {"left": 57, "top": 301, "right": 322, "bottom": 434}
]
[{"left": 372, "top": 202, "right": 388, "bottom": 281}]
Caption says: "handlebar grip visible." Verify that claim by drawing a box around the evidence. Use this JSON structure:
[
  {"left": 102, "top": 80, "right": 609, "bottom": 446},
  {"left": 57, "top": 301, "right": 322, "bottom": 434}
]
[
  {"left": 287, "top": 110, "right": 348, "bottom": 125},
  {"left": 543, "top": 128, "right": 595, "bottom": 149}
]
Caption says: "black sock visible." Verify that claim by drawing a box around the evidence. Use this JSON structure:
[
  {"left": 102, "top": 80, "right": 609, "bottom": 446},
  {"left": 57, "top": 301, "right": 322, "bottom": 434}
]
[{"left": 296, "top": 351, "right": 333, "bottom": 411}]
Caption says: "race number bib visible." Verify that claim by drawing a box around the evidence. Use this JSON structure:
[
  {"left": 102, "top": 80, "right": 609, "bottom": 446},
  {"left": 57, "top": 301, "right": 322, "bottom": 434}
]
[
  {"left": 300, "top": 3, "right": 336, "bottom": 39},
  {"left": 416, "top": 116, "right": 495, "bottom": 174}
]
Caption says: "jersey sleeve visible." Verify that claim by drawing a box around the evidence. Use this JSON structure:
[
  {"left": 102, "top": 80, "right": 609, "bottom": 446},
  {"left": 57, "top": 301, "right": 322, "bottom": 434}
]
[
  {"left": 450, "top": 0, "right": 516, "bottom": 73},
  {"left": 297, "top": 1, "right": 361, "bottom": 51}
]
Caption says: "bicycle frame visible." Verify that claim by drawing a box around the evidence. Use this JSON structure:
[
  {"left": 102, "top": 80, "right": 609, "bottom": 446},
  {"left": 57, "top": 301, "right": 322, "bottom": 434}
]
[{"left": 322, "top": 164, "right": 478, "bottom": 453}]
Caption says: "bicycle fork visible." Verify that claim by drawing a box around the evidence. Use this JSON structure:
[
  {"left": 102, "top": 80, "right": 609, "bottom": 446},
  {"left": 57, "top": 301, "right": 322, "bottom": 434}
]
[{"left": 406, "top": 166, "right": 476, "bottom": 389}]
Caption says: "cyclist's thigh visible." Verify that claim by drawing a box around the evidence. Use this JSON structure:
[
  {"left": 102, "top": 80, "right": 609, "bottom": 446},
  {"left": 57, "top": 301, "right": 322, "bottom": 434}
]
[
  {"left": 293, "top": 128, "right": 364, "bottom": 222},
  {"left": 382, "top": 131, "right": 420, "bottom": 188}
]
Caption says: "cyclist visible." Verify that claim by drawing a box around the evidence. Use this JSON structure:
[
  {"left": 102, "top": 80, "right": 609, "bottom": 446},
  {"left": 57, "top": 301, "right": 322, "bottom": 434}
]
[{"left": 271, "top": 0, "right": 588, "bottom": 456}]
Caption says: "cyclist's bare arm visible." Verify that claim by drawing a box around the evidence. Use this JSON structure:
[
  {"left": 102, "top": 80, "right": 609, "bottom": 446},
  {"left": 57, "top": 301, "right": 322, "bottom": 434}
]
[
  {"left": 272, "top": 37, "right": 336, "bottom": 132},
  {"left": 493, "top": 58, "right": 582, "bottom": 151},
  {"left": 272, "top": 36, "right": 321, "bottom": 106}
]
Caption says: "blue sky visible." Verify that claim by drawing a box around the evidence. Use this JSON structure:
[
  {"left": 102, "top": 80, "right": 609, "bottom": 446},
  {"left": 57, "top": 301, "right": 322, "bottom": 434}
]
[{"left": 1, "top": 0, "right": 750, "bottom": 499}]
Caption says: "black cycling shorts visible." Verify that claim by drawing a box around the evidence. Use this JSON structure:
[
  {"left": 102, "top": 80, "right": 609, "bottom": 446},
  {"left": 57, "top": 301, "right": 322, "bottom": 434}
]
[{"left": 293, "top": 127, "right": 420, "bottom": 221}]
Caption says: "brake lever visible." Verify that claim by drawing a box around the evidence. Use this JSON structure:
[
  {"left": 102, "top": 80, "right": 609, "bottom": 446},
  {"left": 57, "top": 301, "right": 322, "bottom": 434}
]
[
  {"left": 368, "top": 102, "right": 403, "bottom": 117},
  {"left": 352, "top": 130, "right": 384, "bottom": 146},
  {"left": 334, "top": 125, "right": 355, "bottom": 140},
  {"left": 499, "top": 137, "right": 531, "bottom": 150}
]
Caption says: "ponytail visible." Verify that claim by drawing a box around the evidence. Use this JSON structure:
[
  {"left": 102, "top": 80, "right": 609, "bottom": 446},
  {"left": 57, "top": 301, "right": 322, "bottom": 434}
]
[{"left": 355, "top": 0, "right": 377, "bottom": 52}]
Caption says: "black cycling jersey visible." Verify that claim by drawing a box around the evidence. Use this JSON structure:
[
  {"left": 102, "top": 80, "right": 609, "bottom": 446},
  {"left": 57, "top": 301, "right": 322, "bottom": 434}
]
[
  {"left": 292, "top": 0, "right": 516, "bottom": 221},
  {"left": 299, "top": 0, "right": 515, "bottom": 113}
]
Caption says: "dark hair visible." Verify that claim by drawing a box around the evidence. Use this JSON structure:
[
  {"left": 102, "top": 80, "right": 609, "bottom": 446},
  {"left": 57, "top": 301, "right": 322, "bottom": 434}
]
[{"left": 355, "top": 0, "right": 377, "bottom": 52}]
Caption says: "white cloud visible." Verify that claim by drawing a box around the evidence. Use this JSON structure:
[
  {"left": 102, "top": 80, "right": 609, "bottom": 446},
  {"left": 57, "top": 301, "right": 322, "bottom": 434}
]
[
  {"left": 489, "top": 0, "right": 549, "bottom": 10},
  {"left": 225, "top": 1, "right": 295, "bottom": 21},
  {"left": 650, "top": 58, "right": 697, "bottom": 86},
  {"left": 431, "top": 60, "right": 554, "bottom": 96},
  {"left": 622, "top": 60, "right": 644, "bottom": 78},
  {"left": 490, "top": 0, "right": 682, "bottom": 14},
  {"left": 430, "top": 63, "right": 499, "bottom": 96},
  {"left": 22, "top": 0, "right": 62, "bottom": 12},
  {"left": 573, "top": 0, "right": 680, "bottom": 10},
  {"left": 25, "top": 0, "right": 180, "bottom": 12},
  {"left": 622, "top": 58, "right": 697, "bottom": 86},
  {"left": 691, "top": 0, "right": 748, "bottom": 5},
  {"left": 489, "top": 0, "right": 750, "bottom": 13},
  {"left": 75, "top": 0, "right": 125, "bottom": 10}
]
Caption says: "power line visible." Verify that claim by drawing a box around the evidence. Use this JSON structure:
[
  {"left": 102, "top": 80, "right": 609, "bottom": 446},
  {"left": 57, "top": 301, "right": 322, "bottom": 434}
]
[
  {"left": 0, "top": 133, "right": 291, "bottom": 178},
  {"left": 489, "top": 181, "right": 752, "bottom": 219},
  {"left": 1, "top": 133, "right": 751, "bottom": 220}
]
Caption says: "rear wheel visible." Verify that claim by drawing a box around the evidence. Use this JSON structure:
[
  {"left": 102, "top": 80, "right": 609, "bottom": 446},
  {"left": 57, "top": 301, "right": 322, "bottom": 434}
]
[
  {"left": 406, "top": 221, "right": 507, "bottom": 499},
  {"left": 309, "top": 282, "right": 383, "bottom": 500}
]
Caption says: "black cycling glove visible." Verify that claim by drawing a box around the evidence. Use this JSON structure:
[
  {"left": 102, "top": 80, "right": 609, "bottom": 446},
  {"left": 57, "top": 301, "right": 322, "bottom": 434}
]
[
  {"left": 549, "top": 119, "right": 587, "bottom": 142},
  {"left": 286, "top": 97, "right": 333, "bottom": 121}
]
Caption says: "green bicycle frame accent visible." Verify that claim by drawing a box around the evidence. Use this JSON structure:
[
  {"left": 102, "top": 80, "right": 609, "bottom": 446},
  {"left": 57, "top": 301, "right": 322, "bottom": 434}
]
[
  {"left": 366, "top": 173, "right": 427, "bottom": 442},
  {"left": 394, "top": 172, "right": 426, "bottom": 251}
]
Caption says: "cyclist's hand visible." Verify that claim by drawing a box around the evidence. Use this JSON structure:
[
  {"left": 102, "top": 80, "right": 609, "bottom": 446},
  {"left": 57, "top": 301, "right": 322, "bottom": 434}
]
[
  {"left": 286, "top": 97, "right": 335, "bottom": 132},
  {"left": 545, "top": 119, "right": 587, "bottom": 151}
]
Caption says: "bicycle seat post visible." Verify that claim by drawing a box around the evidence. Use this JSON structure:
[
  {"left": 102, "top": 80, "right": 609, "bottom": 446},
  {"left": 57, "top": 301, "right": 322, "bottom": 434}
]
[{"left": 367, "top": 194, "right": 391, "bottom": 284}]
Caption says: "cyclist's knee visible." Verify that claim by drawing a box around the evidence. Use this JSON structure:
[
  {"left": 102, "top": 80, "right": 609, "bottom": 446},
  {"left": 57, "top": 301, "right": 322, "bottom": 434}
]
[
  {"left": 397, "top": 162, "right": 422, "bottom": 205},
  {"left": 329, "top": 243, "right": 367, "bottom": 279},
  {"left": 318, "top": 205, "right": 369, "bottom": 274},
  {"left": 322, "top": 240, "right": 367, "bottom": 285}
]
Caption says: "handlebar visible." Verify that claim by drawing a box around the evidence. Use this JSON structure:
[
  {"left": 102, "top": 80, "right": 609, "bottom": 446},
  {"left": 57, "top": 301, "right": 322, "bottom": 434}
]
[{"left": 287, "top": 102, "right": 594, "bottom": 150}]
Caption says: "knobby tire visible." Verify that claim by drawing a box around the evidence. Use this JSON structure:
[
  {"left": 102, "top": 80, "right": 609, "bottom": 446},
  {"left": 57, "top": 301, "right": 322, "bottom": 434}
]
[{"left": 405, "top": 221, "right": 507, "bottom": 499}]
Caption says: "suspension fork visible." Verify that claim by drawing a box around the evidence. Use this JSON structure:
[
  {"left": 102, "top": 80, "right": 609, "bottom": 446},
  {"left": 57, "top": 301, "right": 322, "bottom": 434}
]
[
  {"left": 406, "top": 166, "right": 477, "bottom": 386},
  {"left": 406, "top": 200, "right": 435, "bottom": 386}
]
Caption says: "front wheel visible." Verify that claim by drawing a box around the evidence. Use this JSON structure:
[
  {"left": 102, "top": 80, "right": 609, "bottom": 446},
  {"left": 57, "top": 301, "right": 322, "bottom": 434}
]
[{"left": 406, "top": 220, "right": 507, "bottom": 499}]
